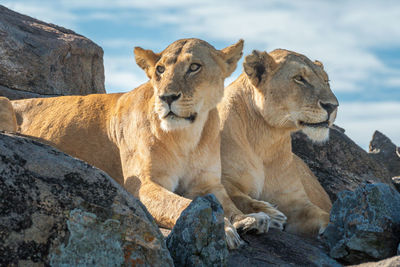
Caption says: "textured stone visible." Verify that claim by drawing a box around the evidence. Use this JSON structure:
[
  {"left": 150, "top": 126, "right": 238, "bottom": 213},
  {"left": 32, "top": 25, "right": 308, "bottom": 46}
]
[
  {"left": 292, "top": 126, "right": 394, "bottom": 202},
  {"left": 0, "top": 132, "right": 173, "bottom": 266},
  {"left": 351, "top": 256, "right": 400, "bottom": 267},
  {"left": 0, "top": 84, "right": 57, "bottom": 100},
  {"left": 369, "top": 131, "right": 400, "bottom": 180},
  {"left": 166, "top": 194, "right": 228, "bottom": 267},
  {"left": 228, "top": 229, "right": 341, "bottom": 267},
  {"left": 0, "top": 5, "right": 105, "bottom": 99},
  {"left": 323, "top": 183, "right": 400, "bottom": 264}
]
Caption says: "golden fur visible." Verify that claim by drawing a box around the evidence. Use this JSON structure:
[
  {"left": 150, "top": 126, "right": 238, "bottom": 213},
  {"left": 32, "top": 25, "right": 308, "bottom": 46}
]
[
  {"left": 5, "top": 39, "right": 285, "bottom": 249},
  {"left": 0, "top": 97, "right": 17, "bottom": 132},
  {"left": 218, "top": 49, "right": 339, "bottom": 237}
]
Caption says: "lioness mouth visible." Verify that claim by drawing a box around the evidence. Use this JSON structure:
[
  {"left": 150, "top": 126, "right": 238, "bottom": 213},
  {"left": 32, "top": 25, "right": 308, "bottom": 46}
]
[
  {"left": 300, "top": 120, "right": 329, "bottom": 128},
  {"left": 164, "top": 111, "right": 197, "bottom": 123}
]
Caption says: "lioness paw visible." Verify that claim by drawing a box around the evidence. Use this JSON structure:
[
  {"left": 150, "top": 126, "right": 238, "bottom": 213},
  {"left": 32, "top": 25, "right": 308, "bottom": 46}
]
[
  {"left": 224, "top": 217, "right": 243, "bottom": 249},
  {"left": 251, "top": 200, "right": 287, "bottom": 230},
  {"left": 233, "top": 212, "right": 271, "bottom": 234}
]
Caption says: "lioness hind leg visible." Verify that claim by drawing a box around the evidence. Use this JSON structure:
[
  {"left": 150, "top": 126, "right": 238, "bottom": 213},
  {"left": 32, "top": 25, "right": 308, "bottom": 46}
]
[
  {"left": 0, "top": 97, "right": 17, "bottom": 132},
  {"left": 284, "top": 201, "right": 330, "bottom": 237}
]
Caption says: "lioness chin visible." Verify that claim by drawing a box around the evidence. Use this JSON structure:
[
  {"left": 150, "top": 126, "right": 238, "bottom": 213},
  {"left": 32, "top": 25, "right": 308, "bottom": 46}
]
[
  {"left": 3, "top": 39, "right": 283, "bottom": 249},
  {"left": 219, "top": 49, "right": 339, "bottom": 237}
]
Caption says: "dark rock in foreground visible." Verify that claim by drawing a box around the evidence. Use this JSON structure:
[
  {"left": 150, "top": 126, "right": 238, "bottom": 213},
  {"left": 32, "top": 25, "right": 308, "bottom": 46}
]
[
  {"left": 323, "top": 183, "right": 400, "bottom": 265},
  {"left": 369, "top": 131, "right": 400, "bottom": 180},
  {"left": 292, "top": 126, "right": 394, "bottom": 202},
  {"left": 228, "top": 229, "right": 340, "bottom": 267},
  {"left": 0, "top": 132, "right": 173, "bottom": 266},
  {"left": 167, "top": 194, "right": 228, "bottom": 267},
  {"left": 0, "top": 5, "right": 105, "bottom": 99}
]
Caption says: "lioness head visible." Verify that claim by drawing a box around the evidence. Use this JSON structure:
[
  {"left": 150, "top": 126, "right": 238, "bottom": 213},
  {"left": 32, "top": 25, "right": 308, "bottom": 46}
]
[
  {"left": 243, "top": 49, "right": 339, "bottom": 142},
  {"left": 134, "top": 38, "right": 244, "bottom": 131}
]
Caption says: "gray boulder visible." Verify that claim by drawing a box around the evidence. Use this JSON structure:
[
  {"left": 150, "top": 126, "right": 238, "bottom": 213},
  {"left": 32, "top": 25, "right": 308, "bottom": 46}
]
[
  {"left": 228, "top": 229, "right": 341, "bottom": 267},
  {"left": 398, "top": 243, "right": 400, "bottom": 256},
  {"left": 369, "top": 131, "right": 400, "bottom": 183},
  {"left": 166, "top": 194, "right": 228, "bottom": 267},
  {"left": 323, "top": 183, "right": 400, "bottom": 265},
  {"left": 0, "top": 132, "right": 173, "bottom": 266},
  {"left": 0, "top": 5, "right": 105, "bottom": 100},
  {"left": 292, "top": 126, "right": 394, "bottom": 202}
]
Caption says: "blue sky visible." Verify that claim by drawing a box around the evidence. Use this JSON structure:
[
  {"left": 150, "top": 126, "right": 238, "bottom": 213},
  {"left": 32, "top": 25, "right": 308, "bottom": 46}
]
[{"left": 2, "top": 0, "right": 400, "bottom": 149}]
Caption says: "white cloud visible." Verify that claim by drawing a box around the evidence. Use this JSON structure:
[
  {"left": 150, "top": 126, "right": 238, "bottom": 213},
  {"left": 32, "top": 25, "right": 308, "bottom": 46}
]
[
  {"left": 335, "top": 102, "right": 400, "bottom": 150},
  {"left": 2, "top": 1, "right": 78, "bottom": 29},
  {"left": 104, "top": 56, "right": 147, "bottom": 92}
]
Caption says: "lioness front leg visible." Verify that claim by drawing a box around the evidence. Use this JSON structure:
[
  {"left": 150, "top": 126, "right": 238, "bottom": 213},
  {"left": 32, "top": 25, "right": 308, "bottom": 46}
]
[
  {"left": 224, "top": 183, "right": 287, "bottom": 230},
  {"left": 136, "top": 179, "right": 192, "bottom": 228}
]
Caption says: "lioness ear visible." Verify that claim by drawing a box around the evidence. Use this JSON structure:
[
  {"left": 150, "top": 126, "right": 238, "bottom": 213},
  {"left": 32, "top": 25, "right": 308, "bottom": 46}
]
[
  {"left": 243, "top": 50, "right": 276, "bottom": 87},
  {"left": 314, "top": 60, "right": 324, "bottom": 69},
  {"left": 220, "top": 39, "right": 244, "bottom": 77},
  {"left": 134, "top": 47, "right": 160, "bottom": 79}
]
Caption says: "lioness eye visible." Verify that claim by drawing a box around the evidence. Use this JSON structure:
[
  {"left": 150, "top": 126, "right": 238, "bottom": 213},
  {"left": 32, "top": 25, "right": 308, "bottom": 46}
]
[
  {"left": 156, "top": 65, "right": 165, "bottom": 74},
  {"left": 189, "top": 63, "right": 201, "bottom": 72},
  {"left": 294, "top": 75, "right": 305, "bottom": 84}
]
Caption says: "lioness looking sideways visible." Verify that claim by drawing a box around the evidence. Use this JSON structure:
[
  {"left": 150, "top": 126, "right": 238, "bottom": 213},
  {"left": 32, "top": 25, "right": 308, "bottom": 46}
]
[
  {"left": 219, "top": 49, "right": 339, "bottom": 237},
  {"left": 2, "top": 39, "right": 285, "bottom": 248}
]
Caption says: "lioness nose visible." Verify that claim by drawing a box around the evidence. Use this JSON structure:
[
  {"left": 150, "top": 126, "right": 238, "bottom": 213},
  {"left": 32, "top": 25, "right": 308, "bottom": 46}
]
[
  {"left": 159, "top": 93, "right": 181, "bottom": 106},
  {"left": 319, "top": 101, "right": 338, "bottom": 116}
]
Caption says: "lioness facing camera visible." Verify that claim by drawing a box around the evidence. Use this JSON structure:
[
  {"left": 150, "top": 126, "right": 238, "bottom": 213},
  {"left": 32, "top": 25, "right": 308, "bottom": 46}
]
[
  {"left": 219, "top": 49, "right": 338, "bottom": 237},
  {"left": 5, "top": 39, "right": 285, "bottom": 248}
]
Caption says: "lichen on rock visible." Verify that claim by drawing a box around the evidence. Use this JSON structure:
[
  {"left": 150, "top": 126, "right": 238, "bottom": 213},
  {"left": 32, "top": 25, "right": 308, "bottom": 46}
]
[{"left": 323, "top": 182, "right": 400, "bottom": 264}]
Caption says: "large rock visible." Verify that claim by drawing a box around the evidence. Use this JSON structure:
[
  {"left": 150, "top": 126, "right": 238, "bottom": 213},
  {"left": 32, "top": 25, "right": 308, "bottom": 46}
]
[
  {"left": 228, "top": 229, "right": 341, "bottom": 267},
  {"left": 0, "top": 5, "right": 105, "bottom": 100},
  {"left": 0, "top": 132, "right": 173, "bottom": 266},
  {"left": 369, "top": 131, "right": 400, "bottom": 179},
  {"left": 323, "top": 183, "right": 400, "bottom": 265},
  {"left": 166, "top": 194, "right": 228, "bottom": 267},
  {"left": 292, "top": 126, "right": 394, "bottom": 201},
  {"left": 351, "top": 256, "right": 400, "bottom": 267}
]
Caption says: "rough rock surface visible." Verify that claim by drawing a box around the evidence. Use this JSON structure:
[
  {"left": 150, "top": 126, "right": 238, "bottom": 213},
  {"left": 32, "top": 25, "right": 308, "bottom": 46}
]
[
  {"left": 228, "top": 229, "right": 340, "bottom": 267},
  {"left": 351, "top": 256, "right": 400, "bottom": 267},
  {"left": 292, "top": 126, "right": 394, "bottom": 202},
  {"left": 323, "top": 183, "right": 400, "bottom": 265},
  {"left": 166, "top": 194, "right": 228, "bottom": 267},
  {"left": 0, "top": 132, "right": 173, "bottom": 266},
  {"left": 0, "top": 5, "right": 105, "bottom": 100},
  {"left": 369, "top": 131, "right": 400, "bottom": 179}
]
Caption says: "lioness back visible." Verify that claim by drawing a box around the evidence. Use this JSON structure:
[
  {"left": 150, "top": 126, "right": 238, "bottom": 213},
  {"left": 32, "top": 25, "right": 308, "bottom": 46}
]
[{"left": 12, "top": 92, "right": 125, "bottom": 183}]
